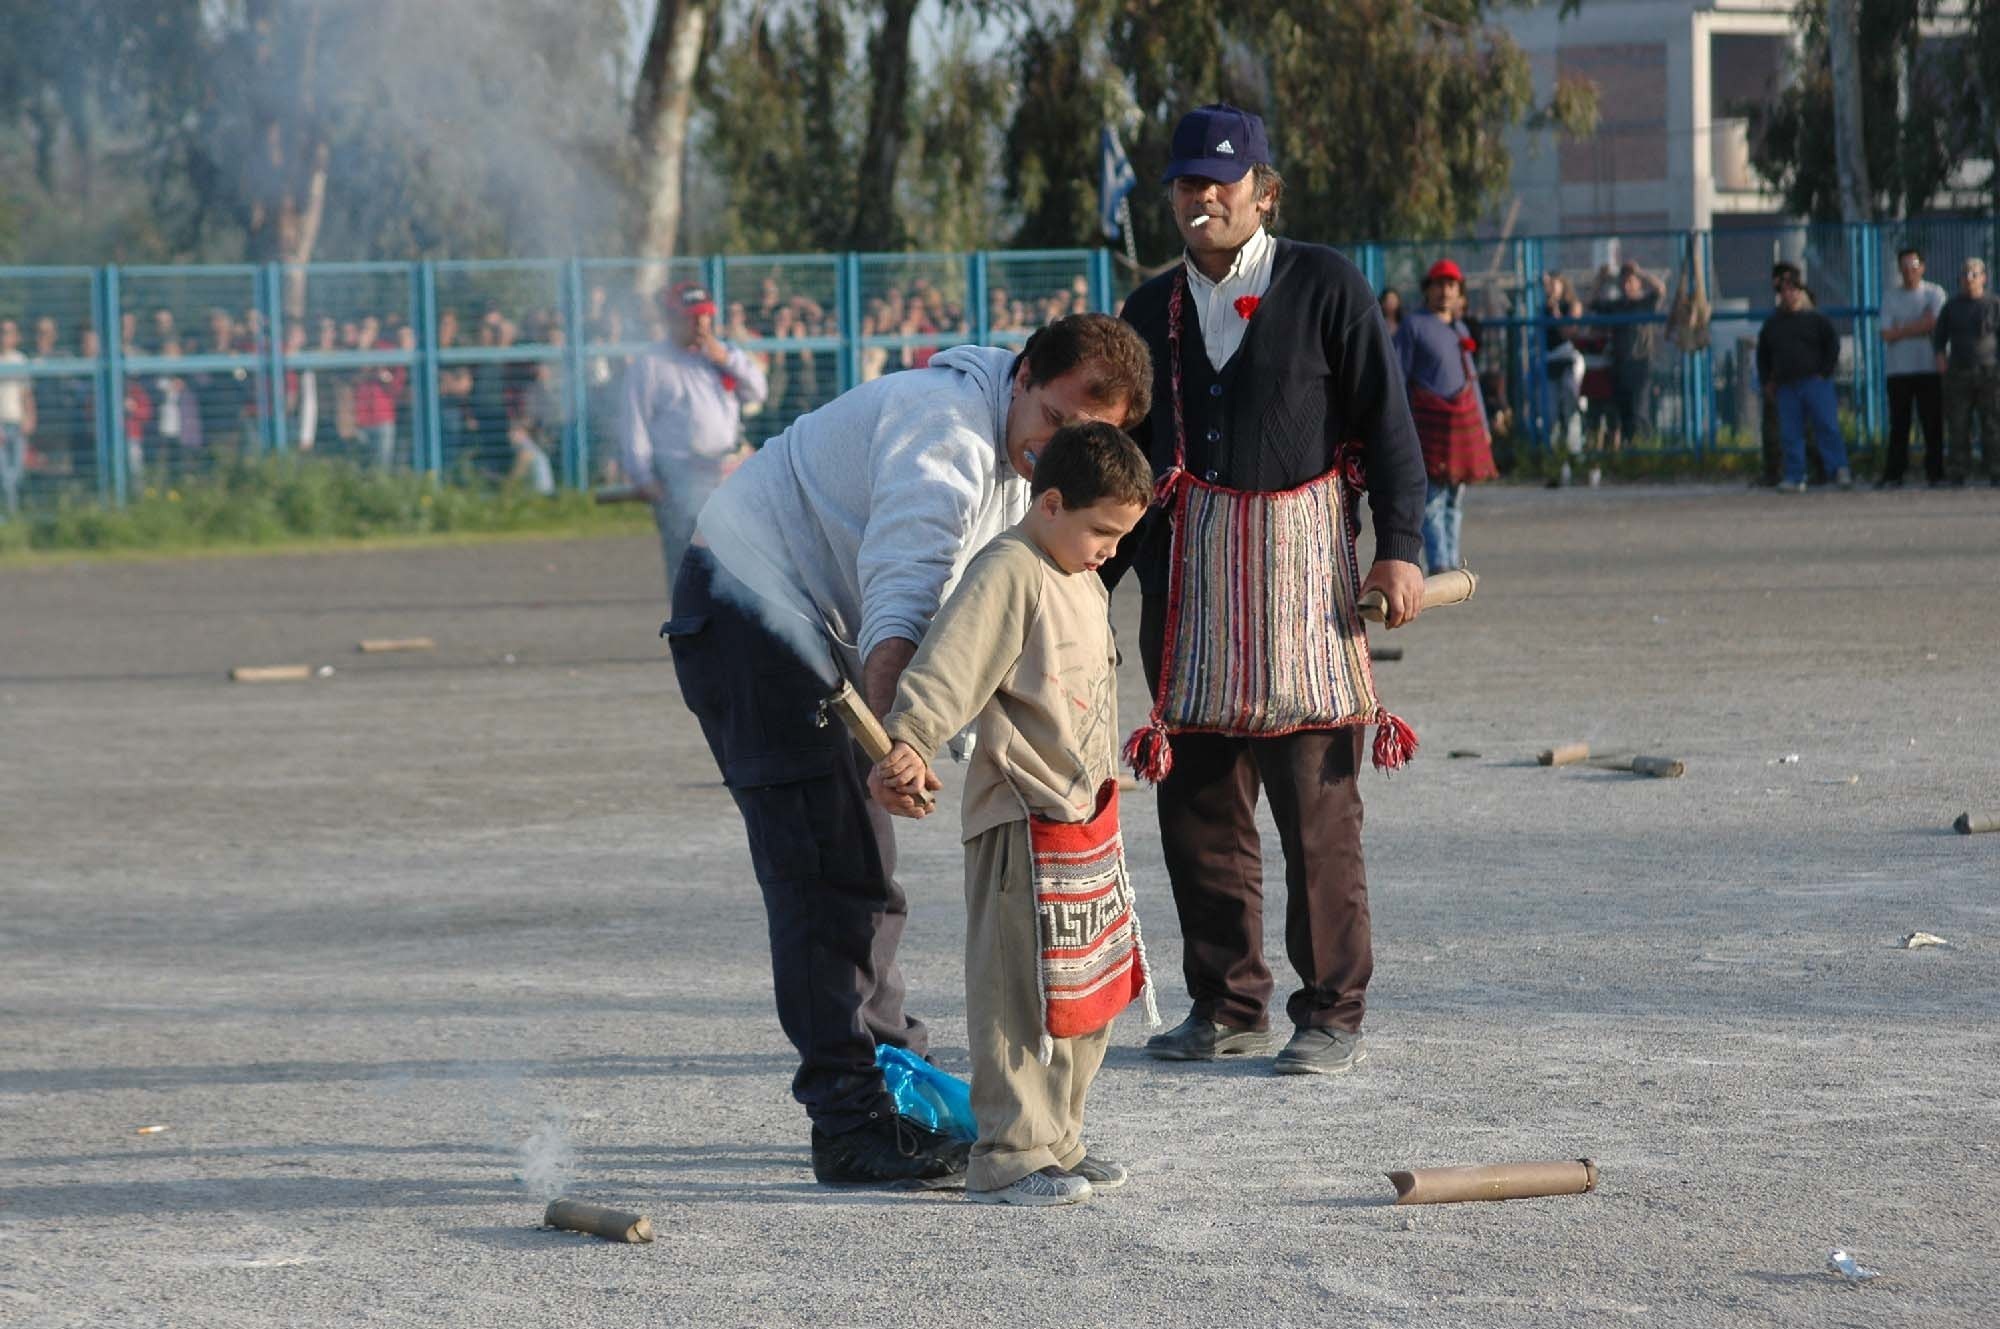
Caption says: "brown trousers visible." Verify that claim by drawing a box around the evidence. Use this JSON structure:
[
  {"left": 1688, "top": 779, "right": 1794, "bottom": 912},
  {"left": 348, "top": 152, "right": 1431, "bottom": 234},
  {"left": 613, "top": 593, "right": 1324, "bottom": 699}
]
[
  {"left": 963, "top": 821, "right": 1108, "bottom": 1191},
  {"left": 1141, "top": 594, "right": 1374, "bottom": 1034}
]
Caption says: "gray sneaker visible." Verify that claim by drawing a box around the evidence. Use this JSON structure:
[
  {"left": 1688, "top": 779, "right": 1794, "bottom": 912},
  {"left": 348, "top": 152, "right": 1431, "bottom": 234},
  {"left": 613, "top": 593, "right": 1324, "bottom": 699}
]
[
  {"left": 1272, "top": 1028, "right": 1368, "bottom": 1076},
  {"left": 1066, "top": 1154, "right": 1128, "bottom": 1191},
  {"left": 1144, "top": 1012, "right": 1280, "bottom": 1061},
  {"left": 1835, "top": 466, "right": 1854, "bottom": 490},
  {"left": 967, "top": 1165, "right": 1093, "bottom": 1207}
]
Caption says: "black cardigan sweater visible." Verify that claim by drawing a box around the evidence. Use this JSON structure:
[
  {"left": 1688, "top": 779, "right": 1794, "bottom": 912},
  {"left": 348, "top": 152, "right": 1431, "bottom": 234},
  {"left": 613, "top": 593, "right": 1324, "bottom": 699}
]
[{"left": 1111, "top": 237, "right": 1428, "bottom": 597}]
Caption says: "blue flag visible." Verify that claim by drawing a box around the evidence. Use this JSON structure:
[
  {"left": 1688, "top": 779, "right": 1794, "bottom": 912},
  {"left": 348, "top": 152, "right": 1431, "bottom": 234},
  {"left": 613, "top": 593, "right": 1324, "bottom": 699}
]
[{"left": 1099, "top": 127, "right": 1137, "bottom": 240}]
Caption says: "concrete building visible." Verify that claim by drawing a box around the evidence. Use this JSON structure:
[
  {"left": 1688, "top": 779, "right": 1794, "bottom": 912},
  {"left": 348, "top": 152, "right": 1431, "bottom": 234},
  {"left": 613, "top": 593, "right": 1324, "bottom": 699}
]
[{"left": 1502, "top": 0, "right": 1794, "bottom": 239}]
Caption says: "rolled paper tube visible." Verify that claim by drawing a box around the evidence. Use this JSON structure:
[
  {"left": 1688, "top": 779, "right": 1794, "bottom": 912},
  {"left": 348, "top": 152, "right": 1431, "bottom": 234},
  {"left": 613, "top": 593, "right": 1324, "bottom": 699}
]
[
  {"left": 1388, "top": 1159, "right": 1598, "bottom": 1205},
  {"left": 1358, "top": 568, "right": 1480, "bottom": 624},
  {"left": 544, "top": 1199, "right": 653, "bottom": 1243},
  {"left": 230, "top": 664, "right": 312, "bottom": 683},
  {"left": 1370, "top": 645, "right": 1405, "bottom": 662},
  {"left": 357, "top": 637, "right": 436, "bottom": 653},
  {"left": 1955, "top": 812, "right": 2000, "bottom": 835},
  {"left": 1539, "top": 743, "right": 1589, "bottom": 767},
  {"left": 823, "top": 680, "right": 933, "bottom": 809},
  {"left": 1589, "top": 755, "right": 1685, "bottom": 778}
]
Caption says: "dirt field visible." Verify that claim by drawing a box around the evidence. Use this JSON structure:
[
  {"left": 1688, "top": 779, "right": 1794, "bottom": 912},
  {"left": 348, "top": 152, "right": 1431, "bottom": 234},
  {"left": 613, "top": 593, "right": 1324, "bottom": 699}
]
[{"left": 3, "top": 484, "right": 1996, "bottom": 1328}]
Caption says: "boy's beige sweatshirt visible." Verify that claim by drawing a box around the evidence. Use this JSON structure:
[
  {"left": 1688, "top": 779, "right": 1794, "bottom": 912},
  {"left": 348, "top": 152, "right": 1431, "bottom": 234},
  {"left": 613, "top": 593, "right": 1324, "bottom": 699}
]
[{"left": 883, "top": 527, "right": 1118, "bottom": 843}]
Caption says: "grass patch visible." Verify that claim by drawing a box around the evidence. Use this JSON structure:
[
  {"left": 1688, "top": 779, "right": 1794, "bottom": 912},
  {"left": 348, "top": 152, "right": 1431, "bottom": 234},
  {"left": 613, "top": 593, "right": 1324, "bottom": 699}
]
[{"left": 0, "top": 458, "right": 652, "bottom": 562}]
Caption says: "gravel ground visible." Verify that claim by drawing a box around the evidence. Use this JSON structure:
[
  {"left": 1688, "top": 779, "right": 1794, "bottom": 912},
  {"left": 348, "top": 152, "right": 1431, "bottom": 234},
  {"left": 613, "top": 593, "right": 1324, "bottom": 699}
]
[{"left": 3, "top": 483, "right": 1996, "bottom": 1328}]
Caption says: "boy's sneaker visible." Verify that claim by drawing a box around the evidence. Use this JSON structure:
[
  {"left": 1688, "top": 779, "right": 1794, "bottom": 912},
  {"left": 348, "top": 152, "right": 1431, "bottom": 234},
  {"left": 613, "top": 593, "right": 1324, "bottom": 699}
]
[
  {"left": 1835, "top": 466, "right": 1854, "bottom": 490},
  {"left": 1066, "top": 1154, "right": 1128, "bottom": 1191},
  {"left": 967, "top": 1165, "right": 1092, "bottom": 1207},
  {"left": 811, "top": 1113, "right": 969, "bottom": 1189}
]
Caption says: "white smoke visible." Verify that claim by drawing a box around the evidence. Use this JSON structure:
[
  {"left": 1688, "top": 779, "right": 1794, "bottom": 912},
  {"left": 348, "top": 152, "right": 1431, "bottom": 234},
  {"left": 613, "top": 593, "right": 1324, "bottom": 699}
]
[
  {"left": 473, "top": 1067, "right": 579, "bottom": 1202},
  {"left": 515, "top": 1112, "right": 578, "bottom": 1203}
]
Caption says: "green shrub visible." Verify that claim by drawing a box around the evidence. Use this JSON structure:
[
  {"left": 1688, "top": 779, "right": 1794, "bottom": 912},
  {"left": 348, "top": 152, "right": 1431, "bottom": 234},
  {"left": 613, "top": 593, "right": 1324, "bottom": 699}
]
[{"left": 5, "top": 457, "right": 648, "bottom": 557}]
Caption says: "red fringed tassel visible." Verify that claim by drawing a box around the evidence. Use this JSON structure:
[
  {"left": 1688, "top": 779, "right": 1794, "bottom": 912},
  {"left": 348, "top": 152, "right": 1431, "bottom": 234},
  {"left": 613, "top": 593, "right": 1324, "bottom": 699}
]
[
  {"left": 1124, "top": 720, "right": 1175, "bottom": 783},
  {"left": 1371, "top": 709, "right": 1418, "bottom": 773},
  {"left": 1152, "top": 466, "right": 1184, "bottom": 508}
]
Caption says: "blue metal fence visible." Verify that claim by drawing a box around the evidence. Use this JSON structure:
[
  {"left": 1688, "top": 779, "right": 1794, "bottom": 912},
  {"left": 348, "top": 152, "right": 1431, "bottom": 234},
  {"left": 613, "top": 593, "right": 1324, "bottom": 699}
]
[{"left": 0, "top": 226, "right": 1986, "bottom": 511}]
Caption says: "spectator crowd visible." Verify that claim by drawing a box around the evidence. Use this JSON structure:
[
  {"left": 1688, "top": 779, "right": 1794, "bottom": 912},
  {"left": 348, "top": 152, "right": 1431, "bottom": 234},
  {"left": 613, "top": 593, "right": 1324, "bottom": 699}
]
[{"left": 7, "top": 245, "right": 1992, "bottom": 516}]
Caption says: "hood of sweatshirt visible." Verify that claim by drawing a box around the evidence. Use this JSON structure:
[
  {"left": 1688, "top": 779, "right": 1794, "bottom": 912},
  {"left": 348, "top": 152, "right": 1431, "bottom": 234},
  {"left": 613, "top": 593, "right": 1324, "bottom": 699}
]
[{"left": 928, "top": 344, "right": 1016, "bottom": 458}]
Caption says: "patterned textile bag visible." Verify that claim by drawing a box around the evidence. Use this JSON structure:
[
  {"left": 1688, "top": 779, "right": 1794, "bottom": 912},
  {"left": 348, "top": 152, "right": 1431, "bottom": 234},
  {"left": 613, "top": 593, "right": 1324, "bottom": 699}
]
[
  {"left": 1026, "top": 779, "right": 1157, "bottom": 1063},
  {"left": 1124, "top": 271, "right": 1418, "bottom": 783}
]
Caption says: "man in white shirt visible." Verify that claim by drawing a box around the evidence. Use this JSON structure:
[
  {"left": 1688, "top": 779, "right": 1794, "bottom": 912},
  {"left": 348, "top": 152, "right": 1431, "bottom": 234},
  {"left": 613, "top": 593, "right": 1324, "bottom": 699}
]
[
  {"left": 621, "top": 282, "right": 769, "bottom": 600},
  {"left": 0, "top": 319, "right": 36, "bottom": 520},
  {"left": 1878, "top": 246, "right": 1947, "bottom": 487}
]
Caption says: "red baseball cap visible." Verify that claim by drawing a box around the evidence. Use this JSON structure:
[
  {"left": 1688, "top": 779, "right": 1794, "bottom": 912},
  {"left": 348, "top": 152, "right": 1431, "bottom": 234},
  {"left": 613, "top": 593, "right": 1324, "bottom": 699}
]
[
  {"left": 667, "top": 282, "right": 718, "bottom": 318},
  {"left": 1423, "top": 259, "right": 1464, "bottom": 286}
]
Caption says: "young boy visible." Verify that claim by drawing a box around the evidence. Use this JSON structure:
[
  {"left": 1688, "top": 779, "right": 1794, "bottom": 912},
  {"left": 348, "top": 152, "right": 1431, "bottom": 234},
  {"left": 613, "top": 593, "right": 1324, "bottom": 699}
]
[{"left": 871, "top": 420, "right": 1156, "bottom": 1207}]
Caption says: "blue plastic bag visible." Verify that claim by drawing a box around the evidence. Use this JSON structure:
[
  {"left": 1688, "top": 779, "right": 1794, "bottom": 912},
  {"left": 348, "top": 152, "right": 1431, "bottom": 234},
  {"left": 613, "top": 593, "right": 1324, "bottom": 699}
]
[{"left": 875, "top": 1045, "right": 979, "bottom": 1142}]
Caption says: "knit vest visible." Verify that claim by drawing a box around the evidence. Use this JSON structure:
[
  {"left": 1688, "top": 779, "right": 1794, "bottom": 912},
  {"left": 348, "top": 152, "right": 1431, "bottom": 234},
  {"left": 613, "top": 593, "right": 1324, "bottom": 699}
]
[{"left": 1119, "top": 238, "right": 1421, "bottom": 596}]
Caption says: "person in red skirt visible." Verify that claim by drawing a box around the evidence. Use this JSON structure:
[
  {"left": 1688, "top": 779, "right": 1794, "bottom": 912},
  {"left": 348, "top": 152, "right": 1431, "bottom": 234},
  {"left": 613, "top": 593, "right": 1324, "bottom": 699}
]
[{"left": 1394, "top": 259, "right": 1497, "bottom": 573}]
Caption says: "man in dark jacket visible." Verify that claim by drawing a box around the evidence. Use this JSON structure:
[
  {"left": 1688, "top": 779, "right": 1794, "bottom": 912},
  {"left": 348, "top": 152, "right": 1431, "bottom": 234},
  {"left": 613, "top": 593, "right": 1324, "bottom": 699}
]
[
  {"left": 1756, "top": 274, "right": 1849, "bottom": 491},
  {"left": 1112, "top": 103, "right": 1427, "bottom": 1077},
  {"left": 1930, "top": 256, "right": 2000, "bottom": 487}
]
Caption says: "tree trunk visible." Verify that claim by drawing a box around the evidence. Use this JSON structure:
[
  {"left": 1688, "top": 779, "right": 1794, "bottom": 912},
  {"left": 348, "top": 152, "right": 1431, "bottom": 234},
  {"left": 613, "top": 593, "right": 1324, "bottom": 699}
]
[
  {"left": 1826, "top": 0, "right": 1873, "bottom": 222},
  {"left": 240, "top": 0, "right": 328, "bottom": 316},
  {"left": 849, "top": 0, "right": 920, "bottom": 251},
  {"left": 632, "top": 0, "right": 712, "bottom": 287}
]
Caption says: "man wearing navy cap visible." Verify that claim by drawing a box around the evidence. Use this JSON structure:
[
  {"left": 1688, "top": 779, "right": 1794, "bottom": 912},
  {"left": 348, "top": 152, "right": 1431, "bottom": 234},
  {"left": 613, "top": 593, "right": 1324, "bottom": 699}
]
[
  {"left": 621, "top": 280, "right": 769, "bottom": 601},
  {"left": 1111, "top": 103, "right": 1428, "bottom": 1076}
]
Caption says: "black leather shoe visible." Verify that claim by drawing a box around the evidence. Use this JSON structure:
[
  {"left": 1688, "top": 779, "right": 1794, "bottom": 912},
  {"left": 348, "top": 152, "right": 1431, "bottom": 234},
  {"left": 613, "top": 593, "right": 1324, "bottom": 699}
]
[
  {"left": 1272, "top": 1027, "right": 1367, "bottom": 1076},
  {"left": 1143, "top": 1011, "right": 1278, "bottom": 1061},
  {"left": 811, "top": 1113, "right": 969, "bottom": 1189}
]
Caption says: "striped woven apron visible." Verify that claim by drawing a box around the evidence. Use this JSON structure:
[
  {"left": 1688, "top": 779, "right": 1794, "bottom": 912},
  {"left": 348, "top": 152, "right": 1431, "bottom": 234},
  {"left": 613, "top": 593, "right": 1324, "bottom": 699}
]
[
  {"left": 1124, "top": 270, "right": 1417, "bottom": 783},
  {"left": 1027, "top": 779, "right": 1156, "bottom": 1062}
]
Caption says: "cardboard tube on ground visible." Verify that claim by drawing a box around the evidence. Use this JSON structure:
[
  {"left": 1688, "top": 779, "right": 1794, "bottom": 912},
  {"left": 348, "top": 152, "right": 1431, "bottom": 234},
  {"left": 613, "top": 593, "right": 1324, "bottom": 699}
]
[
  {"left": 358, "top": 637, "right": 436, "bottom": 653},
  {"left": 543, "top": 1199, "right": 653, "bottom": 1243},
  {"left": 1591, "top": 755, "right": 1685, "bottom": 778},
  {"left": 230, "top": 665, "right": 312, "bottom": 683},
  {"left": 1358, "top": 568, "right": 1479, "bottom": 624},
  {"left": 1955, "top": 811, "right": 2000, "bottom": 835},
  {"left": 1538, "top": 743, "right": 1589, "bottom": 767},
  {"left": 1388, "top": 1159, "right": 1598, "bottom": 1205},
  {"left": 1370, "top": 644, "right": 1405, "bottom": 662}
]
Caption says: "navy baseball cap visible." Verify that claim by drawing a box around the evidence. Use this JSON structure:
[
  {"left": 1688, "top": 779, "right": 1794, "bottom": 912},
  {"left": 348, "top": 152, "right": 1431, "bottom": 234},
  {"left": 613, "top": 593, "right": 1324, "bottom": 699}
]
[{"left": 1160, "top": 103, "right": 1271, "bottom": 186}]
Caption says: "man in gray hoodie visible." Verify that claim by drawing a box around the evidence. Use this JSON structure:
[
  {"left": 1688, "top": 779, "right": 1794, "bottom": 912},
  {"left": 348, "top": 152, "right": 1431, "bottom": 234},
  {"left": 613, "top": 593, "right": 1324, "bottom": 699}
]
[{"left": 663, "top": 313, "right": 1153, "bottom": 1188}]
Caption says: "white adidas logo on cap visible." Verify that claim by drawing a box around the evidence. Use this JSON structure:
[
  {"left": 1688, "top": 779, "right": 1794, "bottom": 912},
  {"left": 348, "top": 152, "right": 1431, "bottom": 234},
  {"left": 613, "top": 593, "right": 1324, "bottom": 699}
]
[{"left": 1216, "top": 139, "right": 1235, "bottom": 154}]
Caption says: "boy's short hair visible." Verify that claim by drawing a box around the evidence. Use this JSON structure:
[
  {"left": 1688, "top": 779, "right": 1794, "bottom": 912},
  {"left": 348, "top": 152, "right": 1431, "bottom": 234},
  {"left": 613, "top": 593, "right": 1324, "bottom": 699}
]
[
  {"left": 1897, "top": 246, "right": 1923, "bottom": 263},
  {"left": 1030, "top": 421, "right": 1153, "bottom": 510}
]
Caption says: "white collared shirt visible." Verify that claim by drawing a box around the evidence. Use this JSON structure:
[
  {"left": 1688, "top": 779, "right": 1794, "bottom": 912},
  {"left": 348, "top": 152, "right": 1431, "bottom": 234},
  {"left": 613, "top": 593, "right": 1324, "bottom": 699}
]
[{"left": 1183, "top": 224, "right": 1275, "bottom": 370}]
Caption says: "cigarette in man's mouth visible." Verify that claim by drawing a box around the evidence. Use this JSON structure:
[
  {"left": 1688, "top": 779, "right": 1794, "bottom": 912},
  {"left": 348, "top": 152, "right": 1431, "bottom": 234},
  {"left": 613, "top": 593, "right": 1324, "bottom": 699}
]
[{"left": 1190, "top": 215, "right": 1212, "bottom": 228}]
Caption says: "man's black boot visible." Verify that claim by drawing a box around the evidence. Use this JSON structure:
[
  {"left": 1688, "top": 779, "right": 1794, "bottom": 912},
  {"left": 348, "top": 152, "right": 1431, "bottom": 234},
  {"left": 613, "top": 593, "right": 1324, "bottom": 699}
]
[{"left": 811, "top": 1112, "right": 969, "bottom": 1189}]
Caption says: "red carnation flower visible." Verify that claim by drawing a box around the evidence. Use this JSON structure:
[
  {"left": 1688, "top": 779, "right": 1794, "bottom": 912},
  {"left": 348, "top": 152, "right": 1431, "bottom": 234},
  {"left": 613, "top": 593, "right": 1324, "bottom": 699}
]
[
  {"left": 1459, "top": 335, "right": 1478, "bottom": 354},
  {"left": 1234, "top": 295, "right": 1261, "bottom": 320},
  {"left": 720, "top": 373, "right": 738, "bottom": 393}
]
